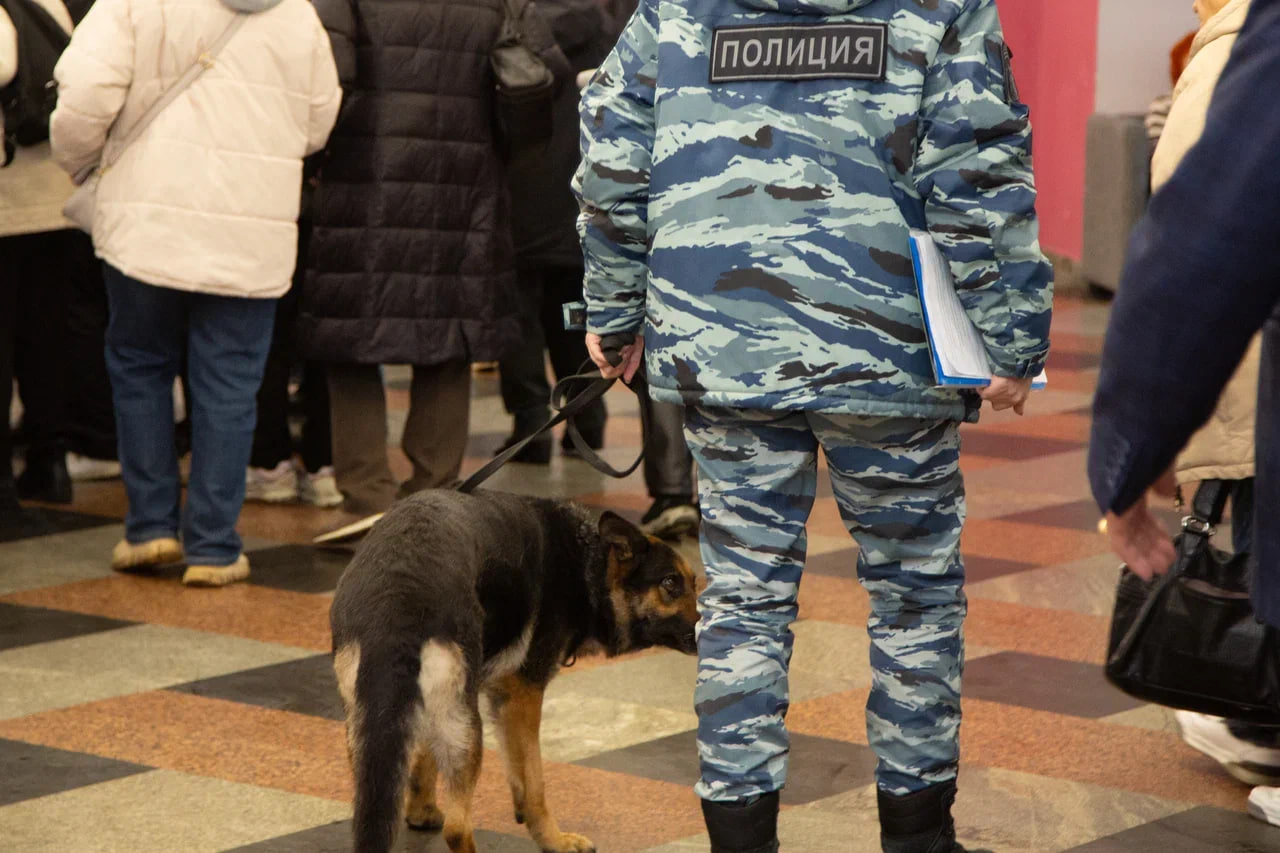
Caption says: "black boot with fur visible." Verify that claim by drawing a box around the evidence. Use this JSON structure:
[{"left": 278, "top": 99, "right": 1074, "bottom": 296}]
[
  {"left": 702, "top": 791, "right": 780, "bottom": 853},
  {"left": 878, "top": 780, "right": 991, "bottom": 853}
]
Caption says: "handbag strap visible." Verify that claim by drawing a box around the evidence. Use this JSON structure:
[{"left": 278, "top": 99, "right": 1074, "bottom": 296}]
[
  {"left": 100, "top": 12, "right": 247, "bottom": 172},
  {"left": 1190, "top": 480, "right": 1231, "bottom": 527}
]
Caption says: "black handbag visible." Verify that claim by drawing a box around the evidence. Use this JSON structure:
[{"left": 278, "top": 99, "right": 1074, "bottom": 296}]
[
  {"left": 489, "top": 0, "right": 572, "bottom": 156},
  {"left": 1105, "top": 480, "right": 1280, "bottom": 724}
]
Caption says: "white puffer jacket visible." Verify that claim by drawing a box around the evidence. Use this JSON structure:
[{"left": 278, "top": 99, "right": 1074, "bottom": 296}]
[{"left": 50, "top": 0, "right": 341, "bottom": 298}]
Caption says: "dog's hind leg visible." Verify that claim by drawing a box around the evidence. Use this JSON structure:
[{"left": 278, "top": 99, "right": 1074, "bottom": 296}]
[
  {"left": 405, "top": 747, "right": 444, "bottom": 831},
  {"left": 421, "top": 640, "right": 483, "bottom": 853},
  {"left": 435, "top": 709, "right": 482, "bottom": 853},
  {"left": 491, "top": 675, "right": 595, "bottom": 853}
]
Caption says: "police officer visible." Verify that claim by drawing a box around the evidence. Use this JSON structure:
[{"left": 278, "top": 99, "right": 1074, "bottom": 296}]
[{"left": 576, "top": 0, "right": 1052, "bottom": 851}]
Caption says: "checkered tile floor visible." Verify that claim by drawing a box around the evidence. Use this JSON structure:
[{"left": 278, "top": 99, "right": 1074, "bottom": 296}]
[{"left": 1, "top": 297, "right": 1274, "bottom": 852}]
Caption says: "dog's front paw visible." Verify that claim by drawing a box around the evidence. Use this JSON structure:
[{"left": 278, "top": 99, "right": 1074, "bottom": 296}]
[
  {"left": 541, "top": 832, "right": 595, "bottom": 853},
  {"left": 405, "top": 802, "right": 444, "bottom": 832}
]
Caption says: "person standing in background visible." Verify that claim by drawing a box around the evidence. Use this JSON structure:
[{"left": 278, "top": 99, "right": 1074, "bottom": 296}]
[
  {"left": 1134, "top": 0, "right": 1280, "bottom": 823},
  {"left": 302, "top": 0, "right": 521, "bottom": 519},
  {"left": 495, "top": 0, "right": 613, "bottom": 466},
  {"left": 51, "top": 0, "right": 341, "bottom": 584},
  {"left": 0, "top": 0, "right": 85, "bottom": 513},
  {"left": 244, "top": 155, "right": 341, "bottom": 508},
  {"left": 1089, "top": 0, "right": 1280, "bottom": 825}
]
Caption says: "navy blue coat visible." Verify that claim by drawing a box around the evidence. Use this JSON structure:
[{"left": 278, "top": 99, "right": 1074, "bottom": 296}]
[{"left": 1089, "top": 0, "right": 1280, "bottom": 625}]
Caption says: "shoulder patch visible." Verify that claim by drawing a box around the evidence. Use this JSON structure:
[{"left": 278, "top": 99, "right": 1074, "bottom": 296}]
[{"left": 710, "top": 23, "right": 888, "bottom": 83}]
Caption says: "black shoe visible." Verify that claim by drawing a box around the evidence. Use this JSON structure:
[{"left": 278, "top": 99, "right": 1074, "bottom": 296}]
[
  {"left": 0, "top": 477, "right": 20, "bottom": 515},
  {"left": 0, "top": 478, "right": 58, "bottom": 539},
  {"left": 878, "top": 781, "right": 991, "bottom": 853},
  {"left": 560, "top": 424, "right": 604, "bottom": 458},
  {"left": 701, "top": 792, "right": 780, "bottom": 853},
  {"left": 641, "top": 495, "right": 699, "bottom": 540},
  {"left": 496, "top": 412, "right": 552, "bottom": 465},
  {"left": 16, "top": 453, "right": 73, "bottom": 504},
  {"left": 495, "top": 433, "right": 552, "bottom": 464}
]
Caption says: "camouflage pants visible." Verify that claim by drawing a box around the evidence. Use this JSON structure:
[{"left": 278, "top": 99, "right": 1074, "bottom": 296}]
[{"left": 685, "top": 407, "right": 967, "bottom": 801}]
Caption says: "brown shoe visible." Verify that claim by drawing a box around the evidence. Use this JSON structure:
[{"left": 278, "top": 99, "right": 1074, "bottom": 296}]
[
  {"left": 182, "top": 554, "right": 250, "bottom": 587},
  {"left": 111, "top": 537, "right": 183, "bottom": 573}
]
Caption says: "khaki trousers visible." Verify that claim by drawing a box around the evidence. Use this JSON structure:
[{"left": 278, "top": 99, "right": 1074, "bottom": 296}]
[{"left": 327, "top": 361, "right": 471, "bottom": 514}]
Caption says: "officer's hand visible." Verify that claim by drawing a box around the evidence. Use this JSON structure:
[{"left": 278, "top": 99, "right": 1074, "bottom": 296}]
[
  {"left": 586, "top": 332, "right": 644, "bottom": 383},
  {"left": 980, "top": 376, "right": 1034, "bottom": 415}
]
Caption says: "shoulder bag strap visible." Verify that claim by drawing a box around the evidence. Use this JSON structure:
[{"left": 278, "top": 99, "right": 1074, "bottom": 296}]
[
  {"left": 100, "top": 12, "right": 247, "bottom": 172},
  {"left": 1190, "top": 479, "right": 1232, "bottom": 527}
]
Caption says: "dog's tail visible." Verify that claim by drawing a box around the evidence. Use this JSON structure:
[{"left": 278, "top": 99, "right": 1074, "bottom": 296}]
[{"left": 343, "top": 642, "right": 421, "bottom": 853}]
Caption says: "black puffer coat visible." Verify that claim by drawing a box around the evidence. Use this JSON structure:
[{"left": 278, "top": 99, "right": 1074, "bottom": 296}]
[{"left": 301, "top": 0, "right": 520, "bottom": 365}]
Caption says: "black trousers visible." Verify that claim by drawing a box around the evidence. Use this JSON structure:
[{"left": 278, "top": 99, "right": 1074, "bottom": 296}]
[
  {"left": 640, "top": 393, "right": 694, "bottom": 499},
  {"left": 498, "top": 264, "right": 606, "bottom": 435},
  {"left": 1, "top": 230, "right": 103, "bottom": 468},
  {"left": 62, "top": 238, "right": 117, "bottom": 459},
  {"left": 249, "top": 226, "right": 331, "bottom": 473}
]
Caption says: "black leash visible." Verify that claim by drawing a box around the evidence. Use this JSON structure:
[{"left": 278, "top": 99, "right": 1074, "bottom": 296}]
[
  {"left": 456, "top": 333, "right": 647, "bottom": 493},
  {"left": 314, "top": 335, "right": 645, "bottom": 544}
]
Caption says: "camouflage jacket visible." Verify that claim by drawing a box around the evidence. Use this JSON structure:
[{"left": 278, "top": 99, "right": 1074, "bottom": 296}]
[{"left": 574, "top": 0, "right": 1053, "bottom": 420}]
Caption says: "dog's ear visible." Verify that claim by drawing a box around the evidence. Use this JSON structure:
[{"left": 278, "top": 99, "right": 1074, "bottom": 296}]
[{"left": 599, "top": 511, "right": 648, "bottom": 577}]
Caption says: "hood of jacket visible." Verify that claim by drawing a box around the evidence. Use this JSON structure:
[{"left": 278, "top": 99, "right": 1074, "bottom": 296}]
[
  {"left": 736, "top": 0, "right": 877, "bottom": 16},
  {"left": 219, "top": 0, "right": 284, "bottom": 13},
  {"left": 1192, "top": 0, "right": 1251, "bottom": 57}
]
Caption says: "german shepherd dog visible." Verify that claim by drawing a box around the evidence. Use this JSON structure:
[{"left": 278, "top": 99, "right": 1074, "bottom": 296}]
[{"left": 329, "top": 489, "right": 701, "bottom": 853}]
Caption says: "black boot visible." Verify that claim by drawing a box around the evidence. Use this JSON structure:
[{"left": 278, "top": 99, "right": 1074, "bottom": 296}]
[
  {"left": 16, "top": 451, "right": 72, "bottom": 504},
  {"left": 0, "top": 477, "right": 19, "bottom": 516},
  {"left": 496, "top": 410, "right": 551, "bottom": 464},
  {"left": 560, "top": 421, "right": 604, "bottom": 457},
  {"left": 878, "top": 781, "right": 991, "bottom": 853},
  {"left": 701, "top": 792, "right": 780, "bottom": 853}
]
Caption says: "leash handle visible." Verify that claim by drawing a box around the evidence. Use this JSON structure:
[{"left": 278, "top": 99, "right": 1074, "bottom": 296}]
[
  {"left": 557, "top": 370, "right": 648, "bottom": 479},
  {"left": 456, "top": 333, "right": 647, "bottom": 493},
  {"left": 456, "top": 372, "right": 617, "bottom": 493}
]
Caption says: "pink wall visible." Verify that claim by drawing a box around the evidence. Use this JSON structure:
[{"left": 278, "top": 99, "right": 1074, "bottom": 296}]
[{"left": 996, "top": 0, "right": 1099, "bottom": 261}]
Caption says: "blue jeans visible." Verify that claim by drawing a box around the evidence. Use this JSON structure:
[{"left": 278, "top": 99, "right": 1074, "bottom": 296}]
[{"left": 104, "top": 265, "right": 275, "bottom": 565}]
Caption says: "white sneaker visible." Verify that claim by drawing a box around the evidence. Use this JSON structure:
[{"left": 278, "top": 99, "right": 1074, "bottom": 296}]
[
  {"left": 1176, "top": 711, "right": 1280, "bottom": 786},
  {"left": 298, "top": 466, "right": 344, "bottom": 508},
  {"left": 66, "top": 453, "right": 121, "bottom": 481},
  {"left": 1249, "top": 787, "right": 1280, "bottom": 826},
  {"left": 244, "top": 460, "right": 298, "bottom": 503}
]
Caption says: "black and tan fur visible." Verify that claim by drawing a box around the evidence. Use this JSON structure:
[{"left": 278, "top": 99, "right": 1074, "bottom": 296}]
[{"left": 329, "top": 489, "right": 701, "bottom": 853}]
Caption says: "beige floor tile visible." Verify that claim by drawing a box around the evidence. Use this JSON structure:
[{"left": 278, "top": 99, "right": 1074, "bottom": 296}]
[
  {"left": 0, "top": 524, "right": 124, "bottom": 595},
  {"left": 1101, "top": 703, "right": 1183, "bottom": 734},
  {"left": 802, "top": 764, "right": 1188, "bottom": 853},
  {"left": 482, "top": 688, "right": 698, "bottom": 763},
  {"left": 0, "top": 769, "right": 351, "bottom": 853},
  {"left": 967, "top": 552, "right": 1124, "bottom": 616},
  {"left": 0, "top": 527, "right": 280, "bottom": 597},
  {"left": 556, "top": 649, "right": 698, "bottom": 713},
  {"left": 0, "top": 624, "right": 312, "bottom": 719}
]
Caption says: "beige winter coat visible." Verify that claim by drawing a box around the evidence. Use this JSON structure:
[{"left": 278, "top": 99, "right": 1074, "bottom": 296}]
[
  {"left": 0, "top": 0, "right": 76, "bottom": 236},
  {"left": 1150, "top": 0, "right": 1260, "bottom": 484},
  {"left": 50, "top": 0, "right": 341, "bottom": 298}
]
